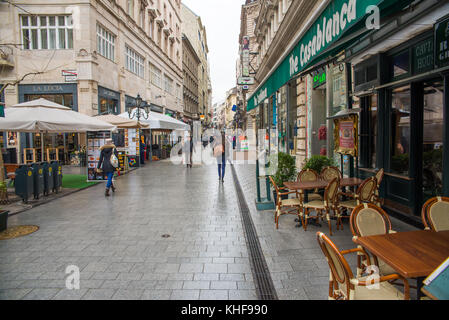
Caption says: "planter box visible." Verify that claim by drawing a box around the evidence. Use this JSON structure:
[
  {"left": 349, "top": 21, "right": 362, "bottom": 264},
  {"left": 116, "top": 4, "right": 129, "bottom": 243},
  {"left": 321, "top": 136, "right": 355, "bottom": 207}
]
[{"left": 0, "top": 210, "right": 8, "bottom": 232}]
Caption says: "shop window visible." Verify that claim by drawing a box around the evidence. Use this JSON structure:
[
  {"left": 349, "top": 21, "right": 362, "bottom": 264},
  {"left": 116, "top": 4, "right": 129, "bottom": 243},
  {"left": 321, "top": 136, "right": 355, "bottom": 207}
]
[
  {"left": 25, "top": 94, "right": 73, "bottom": 109},
  {"left": 392, "top": 50, "right": 410, "bottom": 78},
  {"left": 422, "top": 80, "right": 444, "bottom": 201},
  {"left": 390, "top": 86, "right": 410, "bottom": 175},
  {"left": 99, "top": 97, "right": 118, "bottom": 115}
]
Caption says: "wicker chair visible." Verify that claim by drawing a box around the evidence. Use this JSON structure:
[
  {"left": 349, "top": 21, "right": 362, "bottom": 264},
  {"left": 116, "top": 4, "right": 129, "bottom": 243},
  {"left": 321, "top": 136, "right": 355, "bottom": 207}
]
[
  {"left": 421, "top": 196, "right": 449, "bottom": 232},
  {"left": 372, "top": 169, "right": 385, "bottom": 206},
  {"left": 321, "top": 166, "right": 342, "bottom": 182},
  {"left": 349, "top": 203, "right": 398, "bottom": 278},
  {"left": 268, "top": 176, "right": 302, "bottom": 229},
  {"left": 297, "top": 168, "right": 322, "bottom": 201},
  {"left": 302, "top": 178, "right": 340, "bottom": 236},
  {"left": 316, "top": 231, "right": 410, "bottom": 300},
  {"left": 337, "top": 176, "right": 377, "bottom": 230}
]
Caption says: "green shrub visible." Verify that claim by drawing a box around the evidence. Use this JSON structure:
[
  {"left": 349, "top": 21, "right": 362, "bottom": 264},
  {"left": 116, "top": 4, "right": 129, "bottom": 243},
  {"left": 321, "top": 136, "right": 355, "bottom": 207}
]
[
  {"left": 303, "top": 155, "right": 335, "bottom": 174},
  {"left": 273, "top": 152, "right": 297, "bottom": 187}
]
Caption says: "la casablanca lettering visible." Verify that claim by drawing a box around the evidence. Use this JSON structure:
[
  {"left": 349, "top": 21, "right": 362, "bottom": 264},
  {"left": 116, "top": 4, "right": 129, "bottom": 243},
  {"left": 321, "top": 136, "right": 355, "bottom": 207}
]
[{"left": 289, "top": 0, "right": 360, "bottom": 77}]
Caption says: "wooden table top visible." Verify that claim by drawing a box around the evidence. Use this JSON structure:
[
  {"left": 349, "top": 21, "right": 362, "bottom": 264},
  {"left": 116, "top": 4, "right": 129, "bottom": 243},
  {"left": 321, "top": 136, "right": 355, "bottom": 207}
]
[
  {"left": 353, "top": 230, "right": 449, "bottom": 278},
  {"left": 283, "top": 177, "right": 364, "bottom": 191}
]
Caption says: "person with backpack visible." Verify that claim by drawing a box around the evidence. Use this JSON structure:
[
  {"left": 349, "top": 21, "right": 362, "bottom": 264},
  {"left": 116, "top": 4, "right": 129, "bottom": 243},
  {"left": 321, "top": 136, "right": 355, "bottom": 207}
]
[{"left": 97, "top": 138, "right": 119, "bottom": 197}]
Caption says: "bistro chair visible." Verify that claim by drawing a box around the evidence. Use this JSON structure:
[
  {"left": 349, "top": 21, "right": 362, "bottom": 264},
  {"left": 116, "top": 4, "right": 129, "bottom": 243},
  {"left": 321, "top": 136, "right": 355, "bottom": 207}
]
[
  {"left": 316, "top": 231, "right": 410, "bottom": 300},
  {"left": 321, "top": 166, "right": 342, "bottom": 182},
  {"left": 372, "top": 169, "right": 385, "bottom": 206},
  {"left": 268, "top": 176, "right": 302, "bottom": 229},
  {"left": 337, "top": 176, "right": 377, "bottom": 230},
  {"left": 296, "top": 168, "right": 322, "bottom": 201},
  {"left": 421, "top": 196, "right": 449, "bottom": 232},
  {"left": 302, "top": 178, "right": 340, "bottom": 236},
  {"left": 350, "top": 203, "right": 398, "bottom": 278}
]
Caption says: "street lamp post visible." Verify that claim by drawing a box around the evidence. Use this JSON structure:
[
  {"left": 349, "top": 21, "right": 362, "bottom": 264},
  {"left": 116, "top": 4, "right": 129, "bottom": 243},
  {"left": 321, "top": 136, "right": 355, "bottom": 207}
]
[{"left": 128, "top": 94, "right": 150, "bottom": 166}]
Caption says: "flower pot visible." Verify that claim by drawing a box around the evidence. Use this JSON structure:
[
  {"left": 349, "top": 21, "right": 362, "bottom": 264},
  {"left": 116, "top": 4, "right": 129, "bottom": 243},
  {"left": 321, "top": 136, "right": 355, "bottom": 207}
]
[{"left": 0, "top": 210, "right": 9, "bottom": 232}]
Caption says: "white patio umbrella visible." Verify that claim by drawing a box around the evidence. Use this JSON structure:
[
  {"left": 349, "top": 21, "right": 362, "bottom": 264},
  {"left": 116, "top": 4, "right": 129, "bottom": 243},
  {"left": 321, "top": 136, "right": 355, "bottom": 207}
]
[
  {"left": 119, "top": 110, "right": 190, "bottom": 131},
  {"left": 0, "top": 98, "right": 117, "bottom": 162},
  {"left": 0, "top": 98, "right": 117, "bottom": 132}
]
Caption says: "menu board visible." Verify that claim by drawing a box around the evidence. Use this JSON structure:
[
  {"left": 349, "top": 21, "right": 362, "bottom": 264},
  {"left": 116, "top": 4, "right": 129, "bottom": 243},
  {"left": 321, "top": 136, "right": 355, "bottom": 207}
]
[
  {"left": 334, "top": 115, "right": 358, "bottom": 157},
  {"left": 86, "top": 131, "right": 111, "bottom": 182}
]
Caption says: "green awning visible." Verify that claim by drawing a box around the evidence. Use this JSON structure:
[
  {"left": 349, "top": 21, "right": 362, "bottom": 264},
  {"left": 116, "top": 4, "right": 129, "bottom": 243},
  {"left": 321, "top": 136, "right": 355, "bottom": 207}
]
[{"left": 247, "top": 0, "right": 415, "bottom": 111}]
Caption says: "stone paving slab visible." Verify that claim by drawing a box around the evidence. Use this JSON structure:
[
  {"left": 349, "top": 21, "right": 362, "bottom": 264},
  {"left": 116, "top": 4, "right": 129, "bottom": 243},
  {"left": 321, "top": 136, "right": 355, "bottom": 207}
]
[
  {"left": 234, "top": 164, "right": 419, "bottom": 300},
  {"left": 0, "top": 162, "right": 256, "bottom": 300}
]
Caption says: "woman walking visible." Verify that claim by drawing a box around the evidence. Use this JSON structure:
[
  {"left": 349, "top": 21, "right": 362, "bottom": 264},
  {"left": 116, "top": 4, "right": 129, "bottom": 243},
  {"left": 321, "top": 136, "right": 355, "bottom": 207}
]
[
  {"left": 213, "top": 131, "right": 229, "bottom": 182},
  {"left": 97, "top": 138, "right": 119, "bottom": 197}
]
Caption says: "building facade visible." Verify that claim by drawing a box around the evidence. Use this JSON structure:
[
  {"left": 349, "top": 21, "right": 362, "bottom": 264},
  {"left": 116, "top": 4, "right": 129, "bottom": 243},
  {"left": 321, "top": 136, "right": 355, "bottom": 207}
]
[
  {"left": 224, "top": 87, "right": 237, "bottom": 129},
  {"left": 236, "top": 0, "right": 260, "bottom": 131},
  {"left": 246, "top": 0, "right": 449, "bottom": 223},
  {"left": 0, "top": 0, "right": 184, "bottom": 117},
  {"left": 182, "top": 34, "right": 200, "bottom": 122},
  {"left": 0, "top": 0, "right": 185, "bottom": 161},
  {"left": 181, "top": 4, "right": 211, "bottom": 127}
]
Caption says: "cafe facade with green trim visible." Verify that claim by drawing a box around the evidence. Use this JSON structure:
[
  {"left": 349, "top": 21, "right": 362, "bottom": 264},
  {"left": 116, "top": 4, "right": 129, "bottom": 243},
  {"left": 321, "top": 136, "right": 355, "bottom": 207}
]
[{"left": 247, "top": 0, "right": 449, "bottom": 224}]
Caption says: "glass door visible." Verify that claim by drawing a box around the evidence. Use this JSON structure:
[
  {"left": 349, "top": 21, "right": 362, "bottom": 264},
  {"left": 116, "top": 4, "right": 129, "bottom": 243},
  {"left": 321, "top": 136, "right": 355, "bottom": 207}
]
[{"left": 422, "top": 79, "right": 444, "bottom": 201}]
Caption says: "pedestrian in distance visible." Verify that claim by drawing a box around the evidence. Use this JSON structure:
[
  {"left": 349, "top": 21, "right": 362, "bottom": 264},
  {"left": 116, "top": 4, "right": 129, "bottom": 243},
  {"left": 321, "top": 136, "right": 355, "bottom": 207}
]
[
  {"left": 213, "top": 130, "right": 230, "bottom": 183},
  {"left": 97, "top": 138, "right": 119, "bottom": 197},
  {"left": 184, "top": 135, "right": 193, "bottom": 168}
]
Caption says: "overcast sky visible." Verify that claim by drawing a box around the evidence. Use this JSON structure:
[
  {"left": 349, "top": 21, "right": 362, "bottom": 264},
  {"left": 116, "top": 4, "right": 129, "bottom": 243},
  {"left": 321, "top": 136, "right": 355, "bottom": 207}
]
[{"left": 181, "top": 0, "right": 243, "bottom": 105}]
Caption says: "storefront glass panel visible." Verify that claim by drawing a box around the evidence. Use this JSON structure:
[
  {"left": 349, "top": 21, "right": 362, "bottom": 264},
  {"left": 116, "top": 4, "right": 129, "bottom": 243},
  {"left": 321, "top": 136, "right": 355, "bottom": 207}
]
[
  {"left": 369, "top": 95, "right": 378, "bottom": 169},
  {"left": 99, "top": 97, "right": 118, "bottom": 114},
  {"left": 277, "top": 86, "right": 287, "bottom": 154},
  {"left": 25, "top": 93, "right": 73, "bottom": 109},
  {"left": 422, "top": 80, "right": 444, "bottom": 201},
  {"left": 390, "top": 85, "right": 411, "bottom": 175}
]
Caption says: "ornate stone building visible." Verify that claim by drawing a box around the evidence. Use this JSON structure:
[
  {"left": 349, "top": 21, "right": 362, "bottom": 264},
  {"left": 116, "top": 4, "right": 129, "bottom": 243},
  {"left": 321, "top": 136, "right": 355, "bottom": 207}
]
[
  {"left": 182, "top": 34, "right": 200, "bottom": 122},
  {"left": 0, "top": 0, "right": 184, "bottom": 117},
  {"left": 181, "top": 4, "right": 212, "bottom": 127}
]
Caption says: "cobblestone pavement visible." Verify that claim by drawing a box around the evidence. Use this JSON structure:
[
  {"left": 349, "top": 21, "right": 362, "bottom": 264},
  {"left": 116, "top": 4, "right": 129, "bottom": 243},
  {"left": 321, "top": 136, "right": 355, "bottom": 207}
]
[
  {"left": 0, "top": 161, "right": 419, "bottom": 300},
  {"left": 233, "top": 164, "right": 418, "bottom": 300},
  {"left": 0, "top": 161, "right": 256, "bottom": 300}
]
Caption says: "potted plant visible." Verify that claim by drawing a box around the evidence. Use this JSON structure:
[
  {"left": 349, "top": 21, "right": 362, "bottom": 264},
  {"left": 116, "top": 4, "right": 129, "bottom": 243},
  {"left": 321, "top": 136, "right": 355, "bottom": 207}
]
[
  {"left": 272, "top": 152, "right": 297, "bottom": 204},
  {"left": 0, "top": 181, "right": 8, "bottom": 232},
  {"left": 303, "top": 155, "right": 336, "bottom": 175}
]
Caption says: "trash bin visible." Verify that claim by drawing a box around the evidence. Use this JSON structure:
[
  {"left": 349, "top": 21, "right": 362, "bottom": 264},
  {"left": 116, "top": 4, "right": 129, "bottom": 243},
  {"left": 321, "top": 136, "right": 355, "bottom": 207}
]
[
  {"left": 41, "top": 162, "right": 54, "bottom": 196},
  {"left": 31, "top": 162, "right": 44, "bottom": 200},
  {"left": 14, "top": 165, "right": 34, "bottom": 203},
  {"left": 51, "top": 161, "right": 63, "bottom": 193}
]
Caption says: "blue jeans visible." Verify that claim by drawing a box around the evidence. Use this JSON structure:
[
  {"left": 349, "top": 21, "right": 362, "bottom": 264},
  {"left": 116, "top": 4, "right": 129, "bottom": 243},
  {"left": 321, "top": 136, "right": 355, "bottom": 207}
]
[
  {"left": 106, "top": 172, "right": 114, "bottom": 189},
  {"left": 218, "top": 163, "right": 226, "bottom": 179}
]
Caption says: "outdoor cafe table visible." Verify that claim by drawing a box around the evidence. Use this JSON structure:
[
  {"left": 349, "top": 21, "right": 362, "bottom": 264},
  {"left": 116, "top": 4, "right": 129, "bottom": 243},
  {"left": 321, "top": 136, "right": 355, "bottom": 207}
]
[
  {"left": 353, "top": 230, "right": 449, "bottom": 299},
  {"left": 283, "top": 177, "right": 364, "bottom": 191},
  {"left": 283, "top": 178, "right": 364, "bottom": 227}
]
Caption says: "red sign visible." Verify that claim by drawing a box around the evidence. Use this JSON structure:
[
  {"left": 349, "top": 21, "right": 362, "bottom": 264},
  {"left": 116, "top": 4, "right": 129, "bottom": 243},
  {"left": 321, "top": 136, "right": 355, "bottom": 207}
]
[{"left": 339, "top": 120, "right": 355, "bottom": 149}]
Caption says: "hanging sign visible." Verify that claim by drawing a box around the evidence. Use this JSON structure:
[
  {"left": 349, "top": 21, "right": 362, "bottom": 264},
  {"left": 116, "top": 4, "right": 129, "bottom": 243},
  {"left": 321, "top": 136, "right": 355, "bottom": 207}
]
[
  {"left": 334, "top": 114, "right": 358, "bottom": 157},
  {"left": 435, "top": 16, "right": 449, "bottom": 68}
]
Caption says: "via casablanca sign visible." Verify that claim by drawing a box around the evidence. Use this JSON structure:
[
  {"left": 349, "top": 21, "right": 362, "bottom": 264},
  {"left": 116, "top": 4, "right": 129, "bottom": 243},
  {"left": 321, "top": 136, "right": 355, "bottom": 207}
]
[{"left": 247, "top": 0, "right": 413, "bottom": 111}]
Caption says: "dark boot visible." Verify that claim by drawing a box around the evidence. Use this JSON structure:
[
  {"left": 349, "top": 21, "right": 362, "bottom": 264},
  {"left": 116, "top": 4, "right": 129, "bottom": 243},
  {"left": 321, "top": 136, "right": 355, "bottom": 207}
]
[
  {"left": 111, "top": 184, "right": 116, "bottom": 193},
  {"left": 105, "top": 188, "right": 110, "bottom": 197}
]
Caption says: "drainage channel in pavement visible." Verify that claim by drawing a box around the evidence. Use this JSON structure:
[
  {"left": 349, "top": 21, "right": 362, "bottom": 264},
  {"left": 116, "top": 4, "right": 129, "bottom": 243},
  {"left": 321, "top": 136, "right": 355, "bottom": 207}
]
[{"left": 231, "top": 164, "right": 278, "bottom": 300}]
